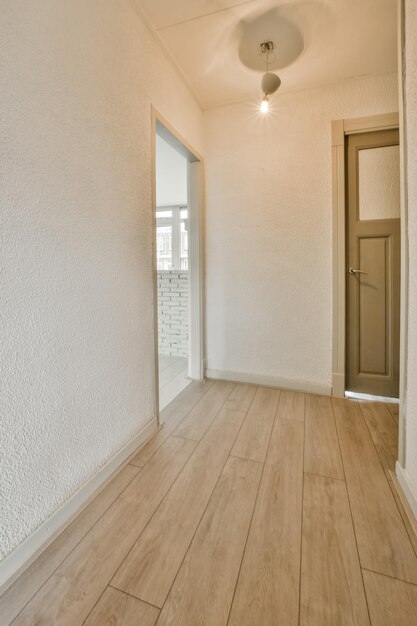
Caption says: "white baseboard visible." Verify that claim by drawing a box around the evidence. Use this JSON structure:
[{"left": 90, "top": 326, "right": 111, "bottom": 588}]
[
  {"left": 0, "top": 417, "right": 158, "bottom": 594},
  {"left": 395, "top": 462, "right": 417, "bottom": 522},
  {"left": 205, "top": 369, "right": 331, "bottom": 396}
]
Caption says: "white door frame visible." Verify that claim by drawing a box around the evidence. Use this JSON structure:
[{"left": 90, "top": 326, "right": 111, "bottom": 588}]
[{"left": 151, "top": 108, "right": 205, "bottom": 423}]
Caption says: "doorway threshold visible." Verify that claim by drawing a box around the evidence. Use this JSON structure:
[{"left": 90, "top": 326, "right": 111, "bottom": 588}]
[{"left": 345, "top": 391, "right": 399, "bottom": 404}]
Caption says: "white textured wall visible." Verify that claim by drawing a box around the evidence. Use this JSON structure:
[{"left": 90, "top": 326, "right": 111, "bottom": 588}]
[
  {"left": 204, "top": 73, "right": 398, "bottom": 390},
  {"left": 0, "top": 0, "right": 202, "bottom": 560},
  {"left": 404, "top": 0, "right": 417, "bottom": 497}
]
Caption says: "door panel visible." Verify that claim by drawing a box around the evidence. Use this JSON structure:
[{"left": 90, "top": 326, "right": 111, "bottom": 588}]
[
  {"left": 346, "top": 130, "right": 400, "bottom": 397},
  {"left": 359, "top": 236, "right": 387, "bottom": 375}
]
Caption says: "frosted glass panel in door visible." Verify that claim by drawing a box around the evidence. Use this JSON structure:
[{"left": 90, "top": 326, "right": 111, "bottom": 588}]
[{"left": 358, "top": 145, "right": 400, "bottom": 220}]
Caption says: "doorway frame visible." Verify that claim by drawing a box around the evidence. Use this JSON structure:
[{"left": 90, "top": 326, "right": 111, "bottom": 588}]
[
  {"left": 331, "top": 112, "right": 400, "bottom": 398},
  {"left": 151, "top": 107, "right": 205, "bottom": 423},
  {"left": 331, "top": 111, "right": 408, "bottom": 453}
]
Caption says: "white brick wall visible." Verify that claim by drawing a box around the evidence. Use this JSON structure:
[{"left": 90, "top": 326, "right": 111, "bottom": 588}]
[{"left": 158, "top": 271, "right": 188, "bottom": 356}]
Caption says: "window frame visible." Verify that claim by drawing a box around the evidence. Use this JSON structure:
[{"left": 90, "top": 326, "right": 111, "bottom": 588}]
[{"left": 156, "top": 205, "right": 188, "bottom": 271}]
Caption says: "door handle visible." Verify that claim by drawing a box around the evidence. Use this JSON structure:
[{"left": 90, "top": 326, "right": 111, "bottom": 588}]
[{"left": 348, "top": 267, "right": 368, "bottom": 275}]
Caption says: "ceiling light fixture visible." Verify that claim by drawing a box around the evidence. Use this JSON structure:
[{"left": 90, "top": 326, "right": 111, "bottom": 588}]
[
  {"left": 259, "top": 41, "right": 281, "bottom": 113},
  {"left": 260, "top": 95, "right": 269, "bottom": 113}
]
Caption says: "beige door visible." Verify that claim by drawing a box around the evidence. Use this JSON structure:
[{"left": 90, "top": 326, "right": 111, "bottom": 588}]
[{"left": 346, "top": 129, "right": 400, "bottom": 397}]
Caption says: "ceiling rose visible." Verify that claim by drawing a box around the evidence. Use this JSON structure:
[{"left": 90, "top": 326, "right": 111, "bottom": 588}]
[{"left": 238, "top": 9, "right": 304, "bottom": 72}]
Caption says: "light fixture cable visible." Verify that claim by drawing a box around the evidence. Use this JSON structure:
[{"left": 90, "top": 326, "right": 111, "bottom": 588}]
[{"left": 259, "top": 41, "right": 281, "bottom": 113}]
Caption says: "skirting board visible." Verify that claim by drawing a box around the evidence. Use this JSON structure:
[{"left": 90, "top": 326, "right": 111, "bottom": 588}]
[
  {"left": 332, "top": 372, "right": 345, "bottom": 397},
  {"left": 0, "top": 417, "right": 158, "bottom": 594},
  {"left": 396, "top": 462, "right": 417, "bottom": 522},
  {"left": 206, "top": 369, "right": 331, "bottom": 396}
]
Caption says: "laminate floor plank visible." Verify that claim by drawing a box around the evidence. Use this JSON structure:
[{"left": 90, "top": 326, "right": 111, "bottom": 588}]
[
  {"left": 12, "top": 436, "right": 196, "bottom": 626},
  {"left": 276, "top": 389, "right": 305, "bottom": 422},
  {"left": 230, "top": 387, "right": 280, "bottom": 462},
  {"left": 228, "top": 419, "right": 304, "bottom": 626},
  {"left": 389, "top": 472, "right": 417, "bottom": 557},
  {"left": 0, "top": 464, "right": 139, "bottom": 626},
  {"left": 333, "top": 398, "right": 417, "bottom": 584},
  {"left": 156, "top": 456, "right": 262, "bottom": 626},
  {"left": 5, "top": 382, "right": 415, "bottom": 626},
  {"left": 300, "top": 473, "right": 369, "bottom": 626},
  {"left": 304, "top": 394, "right": 344, "bottom": 480},
  {"left": 225, "top": 383, "right": 257, "bottom": 412},
  {"left": 363, "top": 569, "right": 417, "bottom": 626},
  {"left": 158, "top": 357, "right": 187, "bottom": 389},
  {"left": 130, "top": 380, "right": 214, "bottom": 467},
  {"left": 385, "top": 402, "right": 399, "bottom": 424},
  {"left": 112, "top": 406, "right": 247, "bottom": 608},
  {"left": 158, "top": 356, "right": 189, "bottom": 411},
  {"left": 161, "top": 379, "right": 214, "bottom": 425},
  {"left": 173, "top": 380, "right": 235, "bottom": 441},
  {"left": 158, "top": 354, "right": 177, "bottom": 373},
  {"left": 84, "top": 587, "right": 159, "bottom": 626},
  {"left": 159, "top": 368, "right": 190, "bottom": 412},
  {"left": 359, "top": 402, "right": 398, "bottom": 479}
]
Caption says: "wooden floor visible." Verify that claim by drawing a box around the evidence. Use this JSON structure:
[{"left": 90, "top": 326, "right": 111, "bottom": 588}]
[
  {"left": 2, "top": 382, "right": 417, "bottom": 625},
  {"left": 158, "top": 354, "right": 190, "bottom": 411}
]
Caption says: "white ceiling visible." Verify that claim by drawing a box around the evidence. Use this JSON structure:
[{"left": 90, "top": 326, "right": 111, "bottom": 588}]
[{"left": 136, "top": 0, "right": 398, "bottom": 109}]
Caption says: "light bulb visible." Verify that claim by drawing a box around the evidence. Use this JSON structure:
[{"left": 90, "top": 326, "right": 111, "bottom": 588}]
[{"left": 260, "top": 96, "right": 269, "bottom": 113}]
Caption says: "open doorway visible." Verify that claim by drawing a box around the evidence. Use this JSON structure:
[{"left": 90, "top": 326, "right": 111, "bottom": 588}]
[
  {"left": 155, "top": 144, "right": 189, "bottom": 409},
  {"left": 152, "top": 111, "right": 204, "bottom": 416},
  {"left": 331, "top": 113, "right": 401, "bottom": 404},
  {"left": 331, "top": 114, "right": 401, "bottom": 492}
]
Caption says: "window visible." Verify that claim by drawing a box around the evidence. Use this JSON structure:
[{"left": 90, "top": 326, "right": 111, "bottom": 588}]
[{"left": 156, "top": 206, "right": 188, "bottom": 270}]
